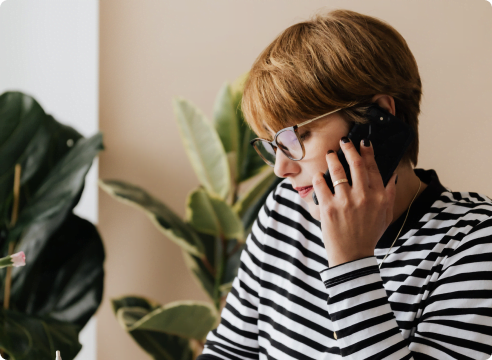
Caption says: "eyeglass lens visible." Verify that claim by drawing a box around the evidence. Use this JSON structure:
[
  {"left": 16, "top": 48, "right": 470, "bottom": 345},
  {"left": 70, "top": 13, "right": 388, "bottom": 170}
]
[{"left": 255, "top": 129, "right": 303, "bottom": 165}]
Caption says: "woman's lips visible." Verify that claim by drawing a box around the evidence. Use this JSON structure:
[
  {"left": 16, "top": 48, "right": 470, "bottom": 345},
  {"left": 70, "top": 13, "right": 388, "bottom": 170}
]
[{"left": 296, "top": 186, "right": 313, "bottom": 198}]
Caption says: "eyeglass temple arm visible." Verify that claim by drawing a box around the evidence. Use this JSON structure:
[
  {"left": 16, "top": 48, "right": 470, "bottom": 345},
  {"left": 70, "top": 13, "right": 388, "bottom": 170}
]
[{"left": 296, "top": 108, "right": 342, "bottom": 128}]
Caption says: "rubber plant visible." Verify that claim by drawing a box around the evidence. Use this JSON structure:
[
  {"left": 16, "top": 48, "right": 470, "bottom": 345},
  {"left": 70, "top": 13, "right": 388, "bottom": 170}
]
[
  {"left": 0, "top": 91, "right": 105, "bottom": 360},
  {"left": 99, "top": 73, "right": 281, "bottom": 360}
]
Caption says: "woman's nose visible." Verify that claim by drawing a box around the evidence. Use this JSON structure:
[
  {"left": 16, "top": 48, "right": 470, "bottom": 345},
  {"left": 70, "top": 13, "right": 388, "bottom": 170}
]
[{"left": 274, "top": 149, "right": 299, "bottom": 178}]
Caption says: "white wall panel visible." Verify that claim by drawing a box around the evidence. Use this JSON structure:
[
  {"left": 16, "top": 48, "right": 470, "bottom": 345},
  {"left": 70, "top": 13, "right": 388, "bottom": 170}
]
[{"left": 0, "top": 0, "right": 99, "bottom": 359}]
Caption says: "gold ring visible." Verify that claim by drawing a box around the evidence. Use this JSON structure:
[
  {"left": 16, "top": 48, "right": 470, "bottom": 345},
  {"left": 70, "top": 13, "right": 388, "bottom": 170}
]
[{"left": 333, "top": 179, "right": 349, "bottom": 187}]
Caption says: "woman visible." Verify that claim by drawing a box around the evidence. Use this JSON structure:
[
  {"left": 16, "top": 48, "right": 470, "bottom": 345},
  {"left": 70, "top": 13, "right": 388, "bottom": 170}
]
[{"left": 198, "top": 9, "right": 492, "bottom": 359}]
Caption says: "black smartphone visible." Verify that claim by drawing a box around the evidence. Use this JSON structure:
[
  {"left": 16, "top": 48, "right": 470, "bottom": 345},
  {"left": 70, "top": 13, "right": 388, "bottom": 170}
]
[{"left": 312, "top": 103, "right": 415, "bottom": 205}]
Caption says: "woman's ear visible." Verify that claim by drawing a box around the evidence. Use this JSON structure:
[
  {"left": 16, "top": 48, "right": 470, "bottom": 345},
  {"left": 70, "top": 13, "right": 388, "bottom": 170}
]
[{"left": 371, "top": 94, "right": 396, "bottom": 116}]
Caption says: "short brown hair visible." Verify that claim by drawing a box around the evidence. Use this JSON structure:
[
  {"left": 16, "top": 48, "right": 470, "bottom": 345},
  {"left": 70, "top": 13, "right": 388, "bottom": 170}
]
[{"left": 241, "top": 9, "right": 422, "bottom": 167}]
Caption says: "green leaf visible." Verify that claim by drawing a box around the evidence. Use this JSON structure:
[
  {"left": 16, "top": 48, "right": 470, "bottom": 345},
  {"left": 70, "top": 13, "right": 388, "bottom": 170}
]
[
  {"left": 222, "top": 238, "right": 244, "bottom": 289},
  {"left": 130, "top": 301, "right": 218, "bottom": 341},
  {"left": 213, "top": 83, "right": 240, "bottom": 155},
  {"left": 186, "top": 188, "right": 244, "bottom": 241},
  {"left": 241, "top": 176, "right": 283, "bottom": 236},
  {"left": 3, "top": 214, "right": 105, "bottom": 329},
  {"left": 182, "top": 245, "right": 215, "bottom": 301},
  {"left": 99, "top": 180, "right": 204, "bottom": 257},
  {"left": 233, "top": 169, "right": 277, "bottom": 218},
  {"left": 7, "top": 132, "right": 103, "bottom": 242},
  {"left": 238, "top": 126, "right": 269, "bottom": 183},
  {"left": 112, "top": 296, "right": 160, "bottom": 315},
  {"left": 112, "top": 297, "right": 193, "bottom": 360},
  {"left": 0, "top": 92, "right": 82, "bottom": 227},
  {"left": 0, "top": 92, "right": 104, "bottom": 360},
  {"left": 227, "top": 72, "right": 268, "bottom": 183},
  {"left": 0, "top": 92, "right": 45, "bottom": 175},
  {"left": 173, "top": 97, "right": 230, "bottom": 200},
  {"left": 0, "top": 309, "right": 81, "bottom": 360}
]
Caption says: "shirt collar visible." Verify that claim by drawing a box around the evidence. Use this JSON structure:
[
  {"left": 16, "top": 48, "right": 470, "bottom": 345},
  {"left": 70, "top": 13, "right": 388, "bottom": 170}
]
[{"left": 376, "top": 168, "right": 448, "bottom": 249}]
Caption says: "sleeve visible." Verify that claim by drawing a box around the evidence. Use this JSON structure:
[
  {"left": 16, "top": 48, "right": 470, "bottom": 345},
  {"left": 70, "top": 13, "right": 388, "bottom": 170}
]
[
  {"left": 197, "top": 192, "right": 273, "bottom": 359},
  {"left": 318, "top": 217, "right": 492, "bottom": 360}
]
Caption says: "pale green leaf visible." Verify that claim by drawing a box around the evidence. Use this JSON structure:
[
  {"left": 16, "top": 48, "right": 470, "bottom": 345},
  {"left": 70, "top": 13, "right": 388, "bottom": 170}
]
[
  {"left": 173, "top": 97, "right": 230, "bottom": 199},
  {"left": 112, "top": 296, "right": 193, "bottom": 360},
  {"left": 130, "top": 301, "right": 218, "bottom": 342},
  {"left": 233, "top": 169, "right": 277, "bottom": 218},
  {"left": 186, "top": 188, "right": 244, "bottom": 241},
  {"left": 99, "top": 180, "right": 205, "bottom": 257},
  {"left": 213, "top": 83, "right": 239, "bottom": 154}
]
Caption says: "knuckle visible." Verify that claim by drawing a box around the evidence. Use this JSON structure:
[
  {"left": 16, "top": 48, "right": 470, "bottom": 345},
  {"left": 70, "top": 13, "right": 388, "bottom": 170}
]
[
  {"left": 323, "top": 204, "right": 336, "bottom": 218},
  {"left": 378, "top": 194, "right": 388, "bottom": 206},
  {"left": 331, "top": 166, "right": 345, "bottom": 177},
  {"left": 351, "top": 158, "right": 364, "bottom": 169},
  {"left": 312, "top": 175, "right": 325, "bottom": 186},
  {"left": 357, "top": 194, "right": 368, "bottom": 207},
  {"left": 367, "top": 162, "right": 380, "bottom": 174}
]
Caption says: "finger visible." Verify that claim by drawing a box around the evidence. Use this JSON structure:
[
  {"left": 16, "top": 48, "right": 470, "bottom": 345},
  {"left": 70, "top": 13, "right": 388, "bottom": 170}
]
[
  {"left": 359, "top": 138, "right": 384, "bottom": 190},
  {"left": 312, "top": 171, "right": 334, "bottom": 206},
  {"left": 385, "top": 173, "right": 398, "bottom": 225},
  {"left": 326, "top": 147, "right": 351, "bottom": 196},
  {"left": 339, "top": 136, "right": 369, "bottom": 192}
]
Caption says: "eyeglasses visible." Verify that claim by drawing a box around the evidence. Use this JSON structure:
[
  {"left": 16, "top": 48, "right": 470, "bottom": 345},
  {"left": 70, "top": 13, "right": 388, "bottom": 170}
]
[{"left": 250, "top": 107, "right": 342, "bottom": 167}]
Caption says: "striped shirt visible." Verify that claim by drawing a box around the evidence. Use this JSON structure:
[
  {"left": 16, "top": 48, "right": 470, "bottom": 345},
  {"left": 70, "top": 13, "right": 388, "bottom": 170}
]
[{"left": 199, "top": 168, "right": 492, "bottom": 359}]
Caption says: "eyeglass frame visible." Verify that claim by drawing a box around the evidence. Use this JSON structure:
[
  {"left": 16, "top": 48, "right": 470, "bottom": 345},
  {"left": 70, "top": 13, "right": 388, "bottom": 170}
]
[{"left": 250, "top": 107, "right": 343, "bottom": 167}]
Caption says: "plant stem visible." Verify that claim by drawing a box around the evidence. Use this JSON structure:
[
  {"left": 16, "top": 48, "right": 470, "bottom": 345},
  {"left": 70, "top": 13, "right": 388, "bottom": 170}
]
[
  {"left": 1, "top": 166, "right": 25, "bottom": 360},
  {"left": 213, "top": 235, "right": 226, "bottom": 310},
  {"left": 227, "top": 241, "right": 244, "bottom": 257},
  {"left": 3, "top": 242, "right": 14, "bottom": 310},
  {"left": 201, "top": 257, "right": 215, "bottom": 277},
  {"left": 9, "top": 164, "right": 21, "bottom": 228},
  {"left": 4, "top": 164, "right": 21, "bottom": 310}
]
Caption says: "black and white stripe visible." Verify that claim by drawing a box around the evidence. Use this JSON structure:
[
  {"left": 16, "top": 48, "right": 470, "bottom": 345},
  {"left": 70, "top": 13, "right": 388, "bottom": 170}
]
[{"left": 199, "top": 169, "right": 492, "bottom": 359}]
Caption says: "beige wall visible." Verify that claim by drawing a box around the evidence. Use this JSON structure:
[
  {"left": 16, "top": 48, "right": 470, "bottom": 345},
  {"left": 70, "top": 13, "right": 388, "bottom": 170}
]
[{"left": 98, "top": 1, "right": 492, "bottom": 358}]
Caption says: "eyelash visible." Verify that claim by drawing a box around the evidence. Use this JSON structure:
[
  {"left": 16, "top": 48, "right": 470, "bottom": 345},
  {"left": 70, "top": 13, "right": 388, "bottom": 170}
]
[{"left": 300, "top": 131, "right": 310, "bottom": 140}]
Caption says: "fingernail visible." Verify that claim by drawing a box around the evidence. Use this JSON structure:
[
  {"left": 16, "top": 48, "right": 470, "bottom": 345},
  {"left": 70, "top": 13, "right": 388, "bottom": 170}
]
[
  {"left": 327, "top": 150, "right": 334, "bottom": 154},
  {"left": 363, "top": 138, "right": 371, "bottom": 147},
  {"left": 341, "top": 136, "right": 350, "bottom": 144},
  {"left": 395, "top": 175, "right": 398, "bottom": 184}
]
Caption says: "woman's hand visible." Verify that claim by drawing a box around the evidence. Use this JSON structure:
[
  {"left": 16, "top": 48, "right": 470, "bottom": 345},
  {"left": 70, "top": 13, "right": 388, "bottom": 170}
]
[{"left": 312, "top": 137, "right": 398, "bottom": 268}]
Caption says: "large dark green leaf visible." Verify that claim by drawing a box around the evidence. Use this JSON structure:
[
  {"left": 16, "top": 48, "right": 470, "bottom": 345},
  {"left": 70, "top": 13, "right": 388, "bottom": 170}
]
[
  {"left": 0, "top": 309, "right": 81, "bottom": 360},
  {"left": 2, "top": 214, "right": 105, "bottom": 328},
  {"left": 0, "top": 92, "right": 82, "bottom": 229},
  {"left": 112, "top": 296, "right": 193, "bottom": 360},
  {"left": 6, "top": 132, "right": 103, "bottom": 243},
  {"left": 0, "top": 91, "right": 104, "bottom": 360},
  {"left": 99, "top": 180, "right": 204, "bottom": 257}
]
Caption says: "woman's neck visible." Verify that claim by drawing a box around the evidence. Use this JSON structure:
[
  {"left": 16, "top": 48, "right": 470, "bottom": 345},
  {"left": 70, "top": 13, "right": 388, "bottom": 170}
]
[{"left": 391, "top": 165, "right": 427, "bottom": 225}]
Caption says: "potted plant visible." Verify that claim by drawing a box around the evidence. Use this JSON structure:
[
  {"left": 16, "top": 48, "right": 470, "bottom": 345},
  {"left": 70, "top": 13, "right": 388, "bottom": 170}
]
[
  {"left": 0, "top": 92, "right": 105, "bottom": 360},
  {"left": 100, "top": 73, "right": 281, "bottom": 359}
]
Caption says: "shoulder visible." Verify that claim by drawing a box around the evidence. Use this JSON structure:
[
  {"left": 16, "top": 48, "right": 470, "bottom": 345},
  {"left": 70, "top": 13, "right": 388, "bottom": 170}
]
[
  {"left": 433, "top": 189, "right": 492, "bottom": 224},
  {"left": 433, "top": 190, "right": 492, "bottom": 256}
]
